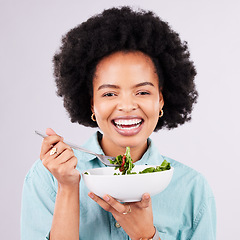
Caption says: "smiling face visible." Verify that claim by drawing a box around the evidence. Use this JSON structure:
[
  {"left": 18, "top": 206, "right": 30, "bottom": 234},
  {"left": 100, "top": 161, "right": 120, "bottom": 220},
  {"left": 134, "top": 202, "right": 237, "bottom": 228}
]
[{"left": 92, "top": 51, "right": 164, "bottom": 159}]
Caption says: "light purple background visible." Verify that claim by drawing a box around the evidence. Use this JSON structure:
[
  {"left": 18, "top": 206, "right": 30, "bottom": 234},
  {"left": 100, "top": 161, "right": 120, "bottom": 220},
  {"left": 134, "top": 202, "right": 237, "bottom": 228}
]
[{"left": 1, "top": 0, "right": 239, "bottom": 239}]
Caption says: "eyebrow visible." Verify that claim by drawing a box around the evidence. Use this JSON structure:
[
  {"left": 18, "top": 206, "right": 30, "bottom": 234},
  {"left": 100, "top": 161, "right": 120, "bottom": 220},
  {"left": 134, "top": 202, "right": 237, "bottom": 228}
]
[
  {"left": 97, "top": 82, "right": 155, "bottom": 91},
  {"left": 135, "top": 82, "right": 155, "bottom": 88},
  {"left": 98, "top": 84, "right": 120, "bottom": 91}
]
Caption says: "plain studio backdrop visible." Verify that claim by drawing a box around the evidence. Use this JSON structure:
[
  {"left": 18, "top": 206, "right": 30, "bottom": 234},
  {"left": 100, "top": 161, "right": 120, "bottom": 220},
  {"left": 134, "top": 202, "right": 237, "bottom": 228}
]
[{"left": 0, "top": 0, "right": 239, "bottom": 239}]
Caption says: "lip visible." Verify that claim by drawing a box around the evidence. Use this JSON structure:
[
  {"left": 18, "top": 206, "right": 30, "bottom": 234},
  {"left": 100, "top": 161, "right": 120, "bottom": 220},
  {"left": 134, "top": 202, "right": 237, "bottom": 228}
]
[
  {"left": 111, "top": 115, "right": 144, "bottom": 136},
  {"left": 112, "top": 115, "right": 142, "bottom": 120}
]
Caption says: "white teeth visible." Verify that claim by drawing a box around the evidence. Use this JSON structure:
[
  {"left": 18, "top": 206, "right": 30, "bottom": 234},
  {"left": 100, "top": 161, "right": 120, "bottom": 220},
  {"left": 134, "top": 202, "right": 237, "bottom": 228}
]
[
  {"left": 114, "top": 119, "right": 142, "bottom": 125},
  {"left": 116, "top": 123, "right": 141, "bottom": 129},
  {"left": 114, "top": 118, "right": 142, "bottom": 130}
]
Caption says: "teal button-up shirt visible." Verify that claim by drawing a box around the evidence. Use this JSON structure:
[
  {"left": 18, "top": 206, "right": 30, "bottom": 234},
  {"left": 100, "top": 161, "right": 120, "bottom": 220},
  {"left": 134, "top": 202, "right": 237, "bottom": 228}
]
[{"left": 21, "top": 132, "right": 216, "bottom": 240}]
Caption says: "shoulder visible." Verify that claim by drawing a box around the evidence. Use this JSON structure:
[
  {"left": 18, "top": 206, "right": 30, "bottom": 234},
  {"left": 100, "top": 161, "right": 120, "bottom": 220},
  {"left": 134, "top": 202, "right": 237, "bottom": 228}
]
[{"left": 163, "top": 155, "right": 214, "bottom": 201}]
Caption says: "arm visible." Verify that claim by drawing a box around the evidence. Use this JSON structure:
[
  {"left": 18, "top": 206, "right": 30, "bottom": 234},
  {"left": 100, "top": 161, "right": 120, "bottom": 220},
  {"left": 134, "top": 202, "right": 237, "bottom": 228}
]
[
  {"left": 21, "top": 163, "right": 56, "bottom": 240},
  {"left": 21, "top": 128, "right": 80, "bottom": 240},
  {"left": 40, "top": 128, "right": 81, "bottom": 240},
  {"left": 50, "top": 184, "right": 79, "bottom": 240},
  {"left": 21, "top": 166, "right": 80, "bottom": 240}
]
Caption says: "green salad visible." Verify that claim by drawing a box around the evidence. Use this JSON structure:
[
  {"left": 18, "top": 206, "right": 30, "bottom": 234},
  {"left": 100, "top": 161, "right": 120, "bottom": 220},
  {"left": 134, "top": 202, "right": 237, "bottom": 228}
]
[{"left": 109, "top": 147, "right": 171, "bottom": 175}]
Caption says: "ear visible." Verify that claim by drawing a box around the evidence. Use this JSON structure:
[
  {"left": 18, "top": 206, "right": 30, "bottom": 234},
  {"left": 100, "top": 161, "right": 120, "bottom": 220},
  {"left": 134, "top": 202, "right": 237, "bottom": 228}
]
[
  {"left": 91, "top": 98, "right": 94, "bottom": 112},
  {"left": 159, "top": 91, "right": 164, "bottom": 111}
]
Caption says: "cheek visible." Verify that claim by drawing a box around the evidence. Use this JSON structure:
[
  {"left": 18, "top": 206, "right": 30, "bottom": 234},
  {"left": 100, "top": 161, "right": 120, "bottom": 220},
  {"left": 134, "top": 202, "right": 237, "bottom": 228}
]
[
  {"left": 93, "top": 101, "right": 114, "bottom": 120},
  {"left": 143, "top": 99, "right": 160, "bottom": 116}
]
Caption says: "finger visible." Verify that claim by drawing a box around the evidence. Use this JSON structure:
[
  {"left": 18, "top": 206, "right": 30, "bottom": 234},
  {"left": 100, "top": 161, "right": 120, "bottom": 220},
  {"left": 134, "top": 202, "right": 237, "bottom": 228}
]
[
  {"left": 56, "top": 148, "right": 75, "bottom": 164},
  {"left": 88, "top": 193, "right": 117, "bottom": 214},
  {"left": 102, "top": 194, "right": 128, "bottom": 214},
  {"left": 49, "top": 141, "right": 72, "bottom": 158},
  {"left": 46, "top": 128, "right": 57, "bottom": 136},
  {"left": 135, "top": 193, "right": 151, "bottom": 208},
  {"left": 54, "top": 156, "right": 78, "bottom": 175},
  {"left": 47, "top": 150, "right": 76, "bottom": 172},
  {"left": 41, "top": 138, "right": 69, "bottom": 160},
  {"left": 41, "top": 141, "right": 73, "bottom": 170},
  {"left": 40, "top": 136, "right": 65, "bottom": 160},
  {"left": 46, "top": 128, "right": 64, "bottom": 141},
  {"left": 61, "top": 155, "right": 78, "bottom": 169}
]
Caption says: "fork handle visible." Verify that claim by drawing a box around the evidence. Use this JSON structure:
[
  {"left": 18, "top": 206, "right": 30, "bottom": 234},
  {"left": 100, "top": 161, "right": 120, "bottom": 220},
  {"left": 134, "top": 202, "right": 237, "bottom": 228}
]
[{"left": 35, "top": 131, "right": 99, "bottom": 157}]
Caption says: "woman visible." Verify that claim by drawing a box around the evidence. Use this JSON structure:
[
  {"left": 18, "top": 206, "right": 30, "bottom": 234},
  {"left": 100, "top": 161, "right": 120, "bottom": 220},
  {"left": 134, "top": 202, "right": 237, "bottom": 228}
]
[{"left": 21, "top": 6, "right": 216, "bottom": 240}]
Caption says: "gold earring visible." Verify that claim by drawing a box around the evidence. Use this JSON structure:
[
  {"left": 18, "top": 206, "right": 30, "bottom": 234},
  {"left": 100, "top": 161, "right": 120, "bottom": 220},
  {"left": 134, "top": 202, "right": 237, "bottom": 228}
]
[
  {"left": 91, "top": 113, "right": 96, "bottom": 122},
  {"left": 159, "top": 109, "right": 164, "bottom": 118}
]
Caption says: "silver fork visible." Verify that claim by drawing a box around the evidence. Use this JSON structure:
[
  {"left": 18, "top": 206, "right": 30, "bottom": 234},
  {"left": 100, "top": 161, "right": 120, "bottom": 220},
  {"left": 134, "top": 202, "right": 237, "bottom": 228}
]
[{"left": 35, "top": 130, "right": 120, "bottom": 167}]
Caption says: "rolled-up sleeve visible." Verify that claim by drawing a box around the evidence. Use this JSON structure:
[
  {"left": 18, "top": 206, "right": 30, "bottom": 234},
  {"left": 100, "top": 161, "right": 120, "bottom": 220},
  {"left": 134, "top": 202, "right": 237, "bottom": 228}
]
[{"left": 21, "top": 160, "right": 57, "bottom": 240}]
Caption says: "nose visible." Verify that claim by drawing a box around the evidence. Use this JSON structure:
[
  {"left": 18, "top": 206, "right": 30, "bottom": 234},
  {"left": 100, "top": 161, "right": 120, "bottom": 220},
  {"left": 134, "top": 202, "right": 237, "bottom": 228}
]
[{"left": 117, "top": 94, "right": 138, "bottom": 112}]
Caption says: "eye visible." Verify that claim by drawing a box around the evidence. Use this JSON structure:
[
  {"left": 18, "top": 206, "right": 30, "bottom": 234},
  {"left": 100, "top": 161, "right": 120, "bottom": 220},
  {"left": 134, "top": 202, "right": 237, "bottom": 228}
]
[
  {"left": 102, "top": 92, "right": 117, "bottom": 97},
  {"left": 137, "top": 91, "right": 150, "bottom": 96}
]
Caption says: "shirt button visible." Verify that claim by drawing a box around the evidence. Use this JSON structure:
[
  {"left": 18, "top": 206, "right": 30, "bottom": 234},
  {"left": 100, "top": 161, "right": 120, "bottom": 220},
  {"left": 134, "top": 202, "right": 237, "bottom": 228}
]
[{"left": 115, "top": 222, "right": 121, "bottom": 228}]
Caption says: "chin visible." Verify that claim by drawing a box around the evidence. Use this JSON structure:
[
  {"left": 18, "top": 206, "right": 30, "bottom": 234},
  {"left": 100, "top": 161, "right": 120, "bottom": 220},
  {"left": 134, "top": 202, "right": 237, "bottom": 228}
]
[{"left": 116, "top": 136, "right": 147, "bottom": 149}]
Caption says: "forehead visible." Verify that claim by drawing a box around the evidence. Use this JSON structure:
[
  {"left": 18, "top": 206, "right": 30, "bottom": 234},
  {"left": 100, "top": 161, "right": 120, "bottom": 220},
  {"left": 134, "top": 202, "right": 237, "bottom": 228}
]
[{"left": 93, "top": 51, "right": 158, "bottom": 84}]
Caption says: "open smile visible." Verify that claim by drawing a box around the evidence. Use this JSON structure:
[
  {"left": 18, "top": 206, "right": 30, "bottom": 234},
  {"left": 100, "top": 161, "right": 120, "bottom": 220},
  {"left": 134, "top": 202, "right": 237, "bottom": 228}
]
[{"left": 112, "top": 117, "right": 144, "bottom": 136}]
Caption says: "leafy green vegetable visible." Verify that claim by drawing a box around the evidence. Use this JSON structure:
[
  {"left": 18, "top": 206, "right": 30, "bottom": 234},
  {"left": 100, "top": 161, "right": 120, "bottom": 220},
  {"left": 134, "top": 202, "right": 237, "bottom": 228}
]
[
  {"left": 109, "top": 147, "right": 171, "bottom": 175},
  {"left": 109, "top": 147, "right": 135, "bottom": 175},
  {"left": 139, "top": 160, "right": 171, "bottom": 174}
]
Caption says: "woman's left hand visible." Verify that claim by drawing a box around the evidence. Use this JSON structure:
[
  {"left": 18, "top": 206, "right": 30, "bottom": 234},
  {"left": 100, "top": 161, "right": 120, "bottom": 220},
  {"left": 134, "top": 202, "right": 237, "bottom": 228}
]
[{"left": 88, "top": 192, "right": 156, "bottom": 240}]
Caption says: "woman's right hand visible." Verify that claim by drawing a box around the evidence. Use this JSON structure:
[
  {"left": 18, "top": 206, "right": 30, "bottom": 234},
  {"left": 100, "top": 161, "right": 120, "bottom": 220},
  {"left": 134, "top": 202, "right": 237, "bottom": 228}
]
[{"left": 40, "top": 128, "right": 80, "bottom": 188}]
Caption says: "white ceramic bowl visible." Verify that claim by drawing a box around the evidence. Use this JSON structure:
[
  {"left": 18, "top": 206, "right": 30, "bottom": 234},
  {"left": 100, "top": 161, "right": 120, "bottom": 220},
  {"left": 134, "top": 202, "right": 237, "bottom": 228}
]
[{"left": 82, "top": 165, "right": 174, "bottom": 202}]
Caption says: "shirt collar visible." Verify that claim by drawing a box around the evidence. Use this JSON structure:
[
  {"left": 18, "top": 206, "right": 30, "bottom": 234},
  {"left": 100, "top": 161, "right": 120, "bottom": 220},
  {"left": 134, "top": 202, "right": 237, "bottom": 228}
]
[
  {"left": 74, "top": 131, "right": 104, "bottom": 162},
  {"left": 75, "top": 131, "right": 165, "bottom": 165}
]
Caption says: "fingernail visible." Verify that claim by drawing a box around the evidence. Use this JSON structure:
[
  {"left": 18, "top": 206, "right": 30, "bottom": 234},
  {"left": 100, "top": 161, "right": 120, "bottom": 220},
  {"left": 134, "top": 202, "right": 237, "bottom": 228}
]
[
  {"left": 103, "top": 195, "right": 110, "bottom": 202},
  {"left": 144, "top": 194, "right": 150, "bottom": 200},
  {"left": 89, "top": 193, "right": 94, "bottom": 199}
]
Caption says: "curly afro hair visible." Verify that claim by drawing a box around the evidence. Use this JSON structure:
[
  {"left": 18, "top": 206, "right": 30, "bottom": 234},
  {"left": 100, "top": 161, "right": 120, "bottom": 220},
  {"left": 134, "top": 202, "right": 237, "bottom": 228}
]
[{"left": 53, "top": 6, "right": 198, "bottom": 131}]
